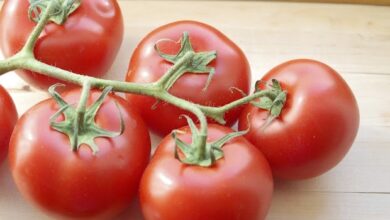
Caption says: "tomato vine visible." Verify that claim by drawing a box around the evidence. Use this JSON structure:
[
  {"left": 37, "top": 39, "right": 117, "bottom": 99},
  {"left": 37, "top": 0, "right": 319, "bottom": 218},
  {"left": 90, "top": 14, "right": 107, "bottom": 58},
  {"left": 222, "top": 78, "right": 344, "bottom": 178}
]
[{"left": 0, "top": 0, "right": 286, "bottom": 167}]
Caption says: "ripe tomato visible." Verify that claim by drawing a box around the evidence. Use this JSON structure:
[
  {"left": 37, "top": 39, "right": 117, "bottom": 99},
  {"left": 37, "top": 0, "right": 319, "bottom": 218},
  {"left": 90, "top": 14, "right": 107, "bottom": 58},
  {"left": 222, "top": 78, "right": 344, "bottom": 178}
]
[
  {"left": 0, "top": 0, "right": 123, "bottom": 90},
  {"left": 140, "top": 124, "right": 273, "bottom": 220},
  {"left": 0, "top": 85, "right": 17, "bottom": 164},
  {"left": 239, "top": 59, "right": 359, "bottom": 180},
  {"left": 126, "top": 21, "right": 251, "bottom": 136},
  {"left": 9, "top": 89, "right": 150, "bottom": 219}
]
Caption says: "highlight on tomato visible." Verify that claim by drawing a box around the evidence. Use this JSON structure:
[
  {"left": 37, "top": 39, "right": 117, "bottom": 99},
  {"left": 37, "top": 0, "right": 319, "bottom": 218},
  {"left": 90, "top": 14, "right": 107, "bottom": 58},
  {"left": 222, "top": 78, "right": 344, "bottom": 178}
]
[
  {"left": 0, "top": 85, "right": 17, "bottom": 164},
  {"left": 126, "top": 20, "right": 251, "bottom": 136},
  {"left": 239, "top": 59, "right": 359, "bottom": 180},
  {"left": 140, "top": 124, "right": 273, "bottom": 220},
  {"left": 9, "top": 87, "right": 151, "bottom": 219},
  {"left": 0, "top": 0, "right": 124, "bottom": 90}
]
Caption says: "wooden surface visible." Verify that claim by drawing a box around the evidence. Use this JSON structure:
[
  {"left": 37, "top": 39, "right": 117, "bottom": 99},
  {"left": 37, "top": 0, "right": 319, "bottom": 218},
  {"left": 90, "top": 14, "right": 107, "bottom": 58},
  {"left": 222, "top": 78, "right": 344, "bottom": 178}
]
[
  {"left": 272, "top": 0, "right": 390, "bottom": 6},
  {"left": 0, "top": 1, "right": 390, "bottom": 219}
]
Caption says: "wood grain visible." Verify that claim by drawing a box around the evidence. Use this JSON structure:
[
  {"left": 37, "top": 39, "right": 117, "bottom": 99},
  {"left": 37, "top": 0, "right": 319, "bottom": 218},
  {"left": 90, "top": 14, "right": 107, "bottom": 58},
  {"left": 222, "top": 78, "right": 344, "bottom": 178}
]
[
  {"left": 0, "top": 1, "right": 389, "bottom": 219},
  {"left": 272, "top": 0, "right": 390, "bottom": 6}
]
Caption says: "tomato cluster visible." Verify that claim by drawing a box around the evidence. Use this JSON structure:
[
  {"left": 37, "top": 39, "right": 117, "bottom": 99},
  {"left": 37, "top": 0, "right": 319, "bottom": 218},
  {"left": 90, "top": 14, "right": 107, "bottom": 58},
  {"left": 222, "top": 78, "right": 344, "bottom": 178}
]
[{"left": 0, "top": 1, "right": 359, "bottom": 220}]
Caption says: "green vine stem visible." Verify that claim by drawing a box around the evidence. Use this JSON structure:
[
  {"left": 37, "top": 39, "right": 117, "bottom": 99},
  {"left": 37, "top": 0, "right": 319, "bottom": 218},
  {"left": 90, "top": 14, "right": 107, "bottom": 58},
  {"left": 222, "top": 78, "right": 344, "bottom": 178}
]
[
  {"left": 73, "top": 80, "right": 92, "bottom": 151},
  {"left": 0, "top": 0, "right": 287, "bottom": 166},
  {"left": 23, "top": 0, "right": 57, "bottom": 54}
]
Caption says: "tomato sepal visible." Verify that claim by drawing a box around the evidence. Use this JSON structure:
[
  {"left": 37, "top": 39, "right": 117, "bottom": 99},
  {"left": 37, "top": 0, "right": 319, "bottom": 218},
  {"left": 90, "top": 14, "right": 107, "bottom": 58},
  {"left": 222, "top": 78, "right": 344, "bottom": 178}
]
[
  {"left": 173, "top": 115, "right": 248, "bottom": 167},
  {"left": 156, "top": 32, "right": 217, "bottom": 91},
  {"left": 48, "top": 84, "right": 124, "bottom": 154},
  {"left": 251, "top": 79, "right": 287, "bottom": 126},
  {"left": 28, "top": 0, "right": 81, "bottom": 25}
]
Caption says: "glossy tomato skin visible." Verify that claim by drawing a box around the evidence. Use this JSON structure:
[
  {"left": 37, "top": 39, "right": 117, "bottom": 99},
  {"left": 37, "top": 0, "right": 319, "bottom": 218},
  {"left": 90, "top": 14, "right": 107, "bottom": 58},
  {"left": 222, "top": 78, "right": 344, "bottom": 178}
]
[
  {"left": 239, "top": 59, "right": 359, "bottom": 180},
  {"left": 126, "top": 21, "right": 251, "bottom": 136},
  {"left": 0, "top": 85, "right": 17, "bottom": 164},
  {"left": 9, "top": 89, "right": 150, "bottom": 219},
  {"left": 0, "top": 0, "right": 123, "bottom": 90},
  {"left": 140, "top": 124, "right": 273, "bottom": 220}
]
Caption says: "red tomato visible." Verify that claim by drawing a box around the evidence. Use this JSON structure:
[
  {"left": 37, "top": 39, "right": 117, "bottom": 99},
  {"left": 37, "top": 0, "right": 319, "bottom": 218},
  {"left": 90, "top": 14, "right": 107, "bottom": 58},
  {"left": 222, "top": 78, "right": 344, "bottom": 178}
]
[
  {"left": 0, "top": 0, "right": 123, "bottom": 90},
  {"left": 140, "top": 124, "right": 273, "bottom": 220},
  {"left": 0, "top": 85, "right": 17, "bottom": 164},
  {"left": 9, "top": 89, "right": 150, "bottom": 219},
  {"left": 126, "top": 20, "right": 251, "bottom": 136},
  {"left": 239, "top": 59, "right": 359, "bottom": 180}
]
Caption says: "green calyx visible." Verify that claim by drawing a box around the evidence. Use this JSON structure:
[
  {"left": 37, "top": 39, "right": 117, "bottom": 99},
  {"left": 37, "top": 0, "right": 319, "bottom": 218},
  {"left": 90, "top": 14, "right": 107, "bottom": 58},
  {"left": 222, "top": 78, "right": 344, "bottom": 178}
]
[
  {"left": 49, "top": 84, "right": 124, "bottom": 155},
  {"left": 251, "top": 79, "right": 287, "bottom": 123},
  {"left": 29, "top": 0, "right": 81, "bottom": 25},
  {"left": 172, "top": 115, "right": 248, "bottom": 167},
  {"left": 156, "top": 32, "right": 217, "bottom": 91}
]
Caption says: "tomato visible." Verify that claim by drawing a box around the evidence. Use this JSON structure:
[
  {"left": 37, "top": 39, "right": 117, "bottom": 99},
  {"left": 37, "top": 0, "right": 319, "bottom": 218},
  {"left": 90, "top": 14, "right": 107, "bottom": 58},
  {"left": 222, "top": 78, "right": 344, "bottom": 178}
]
[
  {"left": 126, "top": 20, "right": 251, "bottom": 136},
  {"left": 9, "top": 88, "right": 151, "bottom": 219},
  {"left": 239, "top": 59, "right": 359, "bottom": 180},
  {"left": 0, "top": 0, "right": 123, "bottom": 90},
  {"left": 140, "top": 124, "right": 273, "bottom": 220},
  {"left": 0, "top": 85, "right": 17, "bottom": 164}
]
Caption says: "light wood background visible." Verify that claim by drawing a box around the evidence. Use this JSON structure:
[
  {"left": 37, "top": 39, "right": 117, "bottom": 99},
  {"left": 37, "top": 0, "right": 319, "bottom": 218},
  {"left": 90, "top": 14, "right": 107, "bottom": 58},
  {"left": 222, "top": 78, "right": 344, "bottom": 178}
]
[
  {"left": 0, "top": 1, "right": 389, "bottom": 219},
  {"left": 253, "top": 0, "right": 390, "bottom": 6},
  {"left": 122, "top": 0, "right": 390, "bottom": 6}
]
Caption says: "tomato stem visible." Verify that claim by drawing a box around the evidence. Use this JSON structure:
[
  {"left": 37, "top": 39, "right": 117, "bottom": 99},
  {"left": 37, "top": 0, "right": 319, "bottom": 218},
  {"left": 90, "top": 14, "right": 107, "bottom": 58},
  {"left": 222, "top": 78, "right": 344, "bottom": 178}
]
[
  {"left": 28, "top": 0, "right": 81, "bottom": 25},
  {"left": 76, "top": 81, "right": 91, "bottom": 117},
  {"left": 156, "top": 52, "right": 193, "bottom": 89},
  {"left": 155, "top": 32, "right": 216, "bottom": 91},
  {"left": 172, "top": 115, "right": 250, "bottom": 167},
  {"left": 71, "top": 80, "right": 91, "bottom": 151},
  {"left": 21, "top": 0, "right": 57, "bottom": 55},
  {"left": 159, "top": 92, "right": 209, "bottom": 159},
  {"left": 199, "top": 89, "right": 283, "bottom": 124},
  {"left": 0, "top": 0, "right": 58, "bottom": 75}
]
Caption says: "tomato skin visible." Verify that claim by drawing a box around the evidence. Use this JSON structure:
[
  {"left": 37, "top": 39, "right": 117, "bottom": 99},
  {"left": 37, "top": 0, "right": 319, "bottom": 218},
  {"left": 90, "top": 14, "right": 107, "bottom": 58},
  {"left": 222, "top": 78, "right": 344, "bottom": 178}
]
[
  {"left": 140, "top": 124, "right": 273, "bottom": 220},
  {"left": 126, "top": 20, "right": 251, "bottom": 136},
  {"left": 0, "top": 0, "right": 123, "bottom": 90},
  {"left": 0, "top": 85, "right": 17, "bottom": 164},
  {"left": 239, "top": 59, "right": 359, "bottom": 180},
  {"left": 9, "top": 89, "right": 151, "bottom": 219}
]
